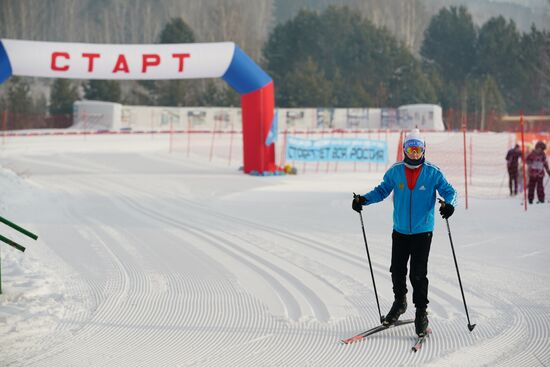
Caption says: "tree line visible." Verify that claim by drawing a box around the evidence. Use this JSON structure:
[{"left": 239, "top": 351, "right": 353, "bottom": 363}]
[
  {"left": 266, "top": 6, "right": 548, "bottom": 128},
  {"left": 0, "top": 5, "right": 548, "bottom": 130}
]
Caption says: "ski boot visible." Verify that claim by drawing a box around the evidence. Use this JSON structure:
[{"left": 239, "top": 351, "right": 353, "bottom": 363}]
[
  {"left": 415, "top": 307, "right": 429, "bottom": 336},
  {"left": 382, "top": 296, "right": 407, "bottom": 326}
]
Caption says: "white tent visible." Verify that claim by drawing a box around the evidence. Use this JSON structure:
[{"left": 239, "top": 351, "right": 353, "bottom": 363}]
[
  {"left": 73, "top": 100, "right": 122, "bottom": 130},
  {"left": 397, "top": 104, "right": 445, "bottom": 131}
]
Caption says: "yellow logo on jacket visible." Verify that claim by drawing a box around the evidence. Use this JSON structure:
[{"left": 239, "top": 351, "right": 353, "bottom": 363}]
[{"left": 398, "top": 182, "right": 405, "bottom": 190}]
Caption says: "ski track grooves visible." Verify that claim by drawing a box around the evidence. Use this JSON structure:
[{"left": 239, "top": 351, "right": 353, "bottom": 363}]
[
  {"left": 27, "top": 211, "right": 273, "bottom": 366},
  {"left": 9, "top": 153, "right": 549, "bottom": 366},
  {"left": 33, "top": 173, "right": 331, "bottom": 366},
  {"left": 115, "top": 189, "right": 329, "bottom": 322},
  {"left": 140, "top": 189, "right": 473, "bottom": 326},
  {"left": 99, "top": 172, "right": 471, "bottom": 338},
  {"left": 74, "top": 173, "right": 482, "bottom": 366},
  {"left": 91, "top": 172, "right": 452, "bottom": 366},
  {"left": 23, "top": 154, "right": 473, "bottom": 325},
  {"left": 72, "top": 172, "right": 336, "bottom": 323}
]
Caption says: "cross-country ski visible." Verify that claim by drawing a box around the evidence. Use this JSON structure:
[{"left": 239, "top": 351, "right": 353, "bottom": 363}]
[
  {"left": 341, "top": 319, "right": 414, "bottom": 345},
  {"left": 411, "top": 328, "right": 433, "bottom": 352}
]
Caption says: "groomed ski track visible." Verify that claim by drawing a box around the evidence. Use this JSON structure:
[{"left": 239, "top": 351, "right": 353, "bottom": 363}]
[{"left": 1, "top": 135, "right": 549, "bottom": 366}]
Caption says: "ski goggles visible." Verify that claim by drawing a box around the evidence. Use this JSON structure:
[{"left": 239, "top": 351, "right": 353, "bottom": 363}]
[
  {"left": 405, "top": 145, "right": 425, "bottom": 155},
  {"left": 404, "top": 139, "right": 425, "bottom": 155}
]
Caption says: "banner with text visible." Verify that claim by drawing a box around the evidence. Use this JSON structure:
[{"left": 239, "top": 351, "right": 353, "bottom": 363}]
[
  {"left": 286, "top": 136, "right": 388, "bottom": 163},
  {"left": 0, "top": 39, "right": 235, "bottom": 80}
]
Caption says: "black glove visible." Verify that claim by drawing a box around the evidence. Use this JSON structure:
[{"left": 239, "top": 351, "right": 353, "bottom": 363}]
[
  {"left": 439, "top": 203, "right": 455, "bottom": 219},
  {"left": 352, "top": 194, "right": 367, "bottom": 213}
]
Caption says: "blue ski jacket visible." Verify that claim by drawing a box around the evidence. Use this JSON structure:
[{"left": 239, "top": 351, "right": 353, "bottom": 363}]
[{"left": 362, "top": 161, "right": 457, "bottom": 234}]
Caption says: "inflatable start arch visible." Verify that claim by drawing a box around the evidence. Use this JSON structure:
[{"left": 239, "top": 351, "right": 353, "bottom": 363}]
[{"left": 0, "top": 39, "right": 277, "bottom": 174}]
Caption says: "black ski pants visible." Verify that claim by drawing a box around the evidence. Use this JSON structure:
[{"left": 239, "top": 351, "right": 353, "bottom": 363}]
[
  {"left": 508, "top": 167, "right": 518, "bottom": 195},
  {"left": 528, "top": 175, "right": 545, "bottom": 203},
  {"left": 390, "top": 230, "right": 432, "bottom": 309}
]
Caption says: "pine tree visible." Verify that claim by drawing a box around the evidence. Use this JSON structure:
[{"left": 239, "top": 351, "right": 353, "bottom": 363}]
[
  {"left": 476, "top": 16, "right": 523, "bottom": 111},
  {"left": 83, "top": 80, "right": 121, "bottom": 103},
  {"left": 50, "top": 79, "right": 79, "bottom": 115},
  {"left": 5, "top": 77, "right": 36, "bottom": 129},
  {"left": 6, "top": 77, "right": 33, "bottom": 115},
  {"left": 420, "top": 6, "right": 477, "bottom": 84},
  {"left": 153, "top": 18, "right": 198, "bottom": 106},
  {"left": 281, "top": 58, "right": 332, "bottom": 107},
  {"left": 159, "top": 18, "right": 195, "bottom": 44},
  {"left": 518, "top": 26, "right": 550, "bottom": 113},
  {"left": 264, "top": 6, "right": 434, "bottom": 108}
]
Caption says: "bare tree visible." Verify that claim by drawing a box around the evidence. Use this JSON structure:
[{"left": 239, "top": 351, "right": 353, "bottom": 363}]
[
  {"left": 0, "top": 0, "right": 275, "bottom": 57},
  {"left": 0, "top": 0, "right": 274, "bottom": 105},
  {"left": 350, "top": 0, "right": 429, "bottom": 53}
]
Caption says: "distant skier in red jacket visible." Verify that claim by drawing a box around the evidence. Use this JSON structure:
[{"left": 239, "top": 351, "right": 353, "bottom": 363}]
[{"left": 526, "top": 141, "right": 550, "bottom": 204}]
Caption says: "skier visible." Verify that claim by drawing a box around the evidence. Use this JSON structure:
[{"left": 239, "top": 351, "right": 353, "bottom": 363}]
[
  {"left": 505, "top": 144, "right": 521, "bottom": 196},
  {"left": 526, "top": 141, "right": 550, "bottom": 204},
  {"left": 352, "top": 129, "right": 457, "bottom": 337}
]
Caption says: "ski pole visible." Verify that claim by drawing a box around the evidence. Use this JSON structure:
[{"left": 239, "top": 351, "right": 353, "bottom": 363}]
[
  {"left": 0, "top": 234, "right": 26, "bottom": 252},
  {"left": 439, "top": 199, "right": 476, "bottom": 332},
  {"left": 354, "top": 193, "right": 383, "bottom": 324},
  {"left": 0, "top": 215, "right": 38, "bottom": 240}
]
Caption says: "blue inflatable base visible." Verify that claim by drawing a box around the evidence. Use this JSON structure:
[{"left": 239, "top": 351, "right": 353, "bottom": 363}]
[{"left": 249, "top": 170, "right": 285, "bottom": 177}]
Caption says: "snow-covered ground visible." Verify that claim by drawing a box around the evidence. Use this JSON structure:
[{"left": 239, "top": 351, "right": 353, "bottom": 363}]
[{"left": 0, "top": 134, "right": 549, "bottom": 367}]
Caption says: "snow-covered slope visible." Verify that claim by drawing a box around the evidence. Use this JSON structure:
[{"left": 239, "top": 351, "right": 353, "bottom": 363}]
[{"left": 1, "top": 134, "right": 549, "bottom": 366}]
